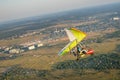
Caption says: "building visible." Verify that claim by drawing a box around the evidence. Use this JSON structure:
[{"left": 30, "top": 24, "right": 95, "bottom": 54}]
[
  {"left": 28, "top": 45, "right": 35, "bottom": 50},
  {"left": 37, "top": 43, "right": 43, "bottom": 47},
  {"left": 113, "top": 17, "right": 119, "bottom": 20},
  {"left": 9, "top": 49, "right": 20, "bottom": 54}
]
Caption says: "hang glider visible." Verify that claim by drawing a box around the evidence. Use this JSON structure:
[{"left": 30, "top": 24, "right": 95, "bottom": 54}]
[{"left": 58, "top": 28, "right": 86, "bottom": 56}]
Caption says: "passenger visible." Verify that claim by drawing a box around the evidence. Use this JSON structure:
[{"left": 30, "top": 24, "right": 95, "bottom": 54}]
[
  {"left": 70, "top": 47, "right": 76, "bottom": 56},
  {"left": 79, "top": 47, "right": 87, "bottom": 58},
  {"left": 76, "top": 44, "right": 81, "bottom": 61}
]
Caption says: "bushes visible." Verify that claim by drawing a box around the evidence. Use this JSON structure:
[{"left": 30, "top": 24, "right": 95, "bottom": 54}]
[
  {"left": 1, "top": 53, "right": 120, "bottom": 80},
  {"left": 52, "top": 53, "right": 120, "bottom": 70},
  {"left": 0, "top": 54, "right": 22, "bottom": 60},
  {"left": 0, "top": 65, "right": 51, "bottom": 80},
  {"left": 116, "top": 44, "right": 120, "bottom": 52},
  {"left": 105, "top": 30, "right": 120, "bottom": 38}
]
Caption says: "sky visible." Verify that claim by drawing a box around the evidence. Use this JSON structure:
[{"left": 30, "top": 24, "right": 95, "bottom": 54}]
[{"left": 0, "top": 0, "right": 120, "bottom": 22}]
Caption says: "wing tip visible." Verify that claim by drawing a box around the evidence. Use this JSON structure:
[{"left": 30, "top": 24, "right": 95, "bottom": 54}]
[{"left": 58, "top": 51, "right": 62, "bottom": 56}]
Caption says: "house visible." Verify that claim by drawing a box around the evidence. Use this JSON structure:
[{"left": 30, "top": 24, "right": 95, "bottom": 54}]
[
  {"left": 28, "top": 45, "right": 35, "bottom": 50},
  {"left": 37, "top": 43, "right": 43, "bottom": 47},
  {"left": 113, "top": 17, "right": 119, "bottom": 20},
  {"left": 9, "top": 49, "right": 20, "bottom": 54}
]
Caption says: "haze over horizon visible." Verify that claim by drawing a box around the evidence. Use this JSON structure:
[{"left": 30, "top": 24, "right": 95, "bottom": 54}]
[{"left": 0, "top": 0, "right": 120, "bottom": 22}]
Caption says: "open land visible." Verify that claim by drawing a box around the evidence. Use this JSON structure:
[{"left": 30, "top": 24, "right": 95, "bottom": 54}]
[{"left": 0, "top": 3, "right": 120, "bottom": 80}]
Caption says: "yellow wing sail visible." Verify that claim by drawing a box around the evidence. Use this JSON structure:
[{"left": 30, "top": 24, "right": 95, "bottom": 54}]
[
  {"left": 70, "top": 28, "right": 86, "bottom": 43},
  {"left": 58, "top": 28, "right": 86, "bottom": 56}
]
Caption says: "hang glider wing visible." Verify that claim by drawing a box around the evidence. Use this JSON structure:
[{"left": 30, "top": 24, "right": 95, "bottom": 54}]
[
  {"left": 65, "top": 29, "right": 76, "bottom": 41},
  {"left": 58, "top": 39, "right": 77, "bottom": 56},
  {"left": 70, "top": 28, "right": 86, "bottom": 43},
  {"left": 58, "top": 28, "right": 86, "bottom": 56}
]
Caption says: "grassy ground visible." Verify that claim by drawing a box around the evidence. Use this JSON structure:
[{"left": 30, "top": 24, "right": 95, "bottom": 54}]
[
  {"left": 0, "top": 53, "right": 120, "bottom": 80},
  {"left": 0, "top": 37, "right": 119, "bottom": 69},
  {"left": 90, "top": 38, "right": 120, "bottom": 54},
  {"left": 0, "top": 30, "right": 120, "bottom": 80}
]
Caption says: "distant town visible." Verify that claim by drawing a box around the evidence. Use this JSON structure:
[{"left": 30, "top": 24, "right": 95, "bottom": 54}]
[{"left": 0, "top": 10, "right": 120, "bottom": 54}]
